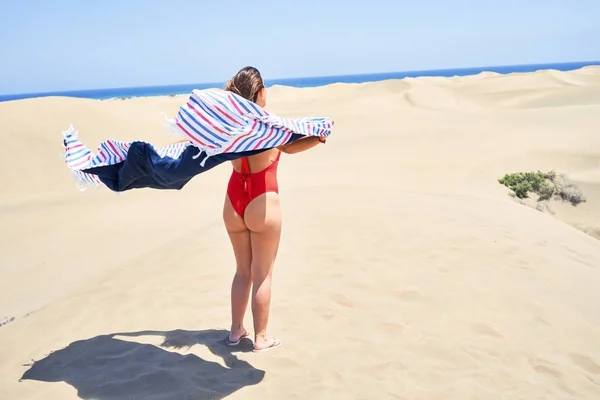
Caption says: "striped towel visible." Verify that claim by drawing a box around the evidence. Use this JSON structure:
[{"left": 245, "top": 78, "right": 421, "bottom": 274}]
[
  {"left": 169, "top": 88, "right": 333, "bottom": 161},
  {"left": 63, "top": 88, "right": 334, "bottom": 191}
]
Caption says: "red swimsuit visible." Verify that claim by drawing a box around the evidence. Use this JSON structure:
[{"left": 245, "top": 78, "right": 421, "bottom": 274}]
[{"left": 226, "top": 152, "right": 281, "bottom": 217}]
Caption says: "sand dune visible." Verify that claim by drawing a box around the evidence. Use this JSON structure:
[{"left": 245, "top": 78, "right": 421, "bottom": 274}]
[{"left": 1, "top": 67, "right": 600, "bottom": 399}]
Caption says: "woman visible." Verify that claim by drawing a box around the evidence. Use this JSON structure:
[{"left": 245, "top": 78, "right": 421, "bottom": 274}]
[{"left": 222, "top": 66, "right": 326, "bottom": 352}]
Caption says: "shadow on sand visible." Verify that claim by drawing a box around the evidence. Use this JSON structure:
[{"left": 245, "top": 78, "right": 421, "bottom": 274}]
[{"left": 20, "top": 329, "right": 265, "bottom": 400}]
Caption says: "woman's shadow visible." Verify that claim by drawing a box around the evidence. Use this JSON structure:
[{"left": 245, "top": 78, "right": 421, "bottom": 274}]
[{"left": 20, "top": 329, "right": 264, "bottom": 400}]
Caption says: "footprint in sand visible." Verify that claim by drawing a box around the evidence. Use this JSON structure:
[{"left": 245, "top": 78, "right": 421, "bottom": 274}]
[
  {"left": 569, "top": 353, "right": 600, "bottom": 375},
  {"left": 329, "top": 293, "right": 356, "bottom": 308},
  {"left": 528, "top": 357, "right": 564, "bottom": 379},
  {"left": 392, "top": 289, "right": 426, "bottom": 303},
  {"left": 533, "top": 316, "right": 551, "bottom": 327},
  {"left": 531, "top": 363, "right": 580, "bottom": 396},
  {"left": 350, "top": 280, "right": 369, "bottom": 291},
  {"left": 378, "top": 322, "right": 406, "bottom": 335},
  {"left": 533, "top": 364, "right": 563, "bottom": 379},
  {"left": 470, "top": 323, "right": 504, "bottom": 339},
  {"left": 313, "top": 306, "right": 337, "bottom": 321}
]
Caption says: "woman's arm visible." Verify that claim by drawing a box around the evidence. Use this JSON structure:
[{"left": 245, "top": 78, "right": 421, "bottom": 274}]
[{"left": 278, "top": 136, "right": 325, "bottom": 154}]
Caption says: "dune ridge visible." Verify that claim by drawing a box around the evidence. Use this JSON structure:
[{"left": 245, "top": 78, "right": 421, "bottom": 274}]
[{"left": 1, "top": 66, "right": 600, "bottom": 399}]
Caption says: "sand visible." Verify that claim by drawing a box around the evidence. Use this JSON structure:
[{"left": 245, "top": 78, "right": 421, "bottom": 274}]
[{"left": 1, "top": 67, "right": 600, "bottom": 399}]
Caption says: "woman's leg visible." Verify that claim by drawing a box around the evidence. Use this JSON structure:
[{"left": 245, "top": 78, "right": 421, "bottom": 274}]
[
  {"left": 223, "top": 196, "right": 253, "bottom": 344},
  {"left": 244, "top": 192, "right": 283, "bottom": 351}
]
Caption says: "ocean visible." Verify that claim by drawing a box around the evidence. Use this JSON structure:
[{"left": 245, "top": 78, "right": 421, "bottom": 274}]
[{"left": 1, "top": 61, "right": 599, "bottom": 103}]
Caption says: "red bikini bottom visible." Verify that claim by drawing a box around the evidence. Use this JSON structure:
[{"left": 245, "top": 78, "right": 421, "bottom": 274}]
[{"left": 226, "top": 152, "right": 281, "bottom": 217}]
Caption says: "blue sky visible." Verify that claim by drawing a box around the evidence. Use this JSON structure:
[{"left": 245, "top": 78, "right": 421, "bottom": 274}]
[{"left": 0, "top": 0, "right": 598, "bottom": 95}]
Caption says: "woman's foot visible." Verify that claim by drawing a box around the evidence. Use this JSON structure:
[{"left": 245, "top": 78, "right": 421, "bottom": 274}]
[
  {"left": 226, "top": 326, "right": 249, "bottom": 347},
  {"left": 253, "top": 334, "right": 282, "bottom": 352}
]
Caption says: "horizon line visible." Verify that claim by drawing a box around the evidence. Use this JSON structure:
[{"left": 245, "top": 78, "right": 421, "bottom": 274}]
[{"left": 2, "top": 60, "right": 599, "bottom": 98}]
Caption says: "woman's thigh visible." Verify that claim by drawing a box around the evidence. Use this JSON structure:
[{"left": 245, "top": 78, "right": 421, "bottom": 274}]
[
  {"left": 223, "top": 195, "right": 252, "bottom": 271},
  {"left": 244, "top": 193, "right": 282, "bottom": 274}
]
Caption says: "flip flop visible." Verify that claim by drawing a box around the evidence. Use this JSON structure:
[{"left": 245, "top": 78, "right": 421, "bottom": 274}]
[
  {"left": 253, "top": 338, "right": 282, "bottom": 353},
  {"left": 225, "top": 331, "right": 249, "bottom": 347}
]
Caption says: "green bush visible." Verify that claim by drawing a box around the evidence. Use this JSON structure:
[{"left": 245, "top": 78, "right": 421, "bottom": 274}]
[
  {"left": 498, "top": 170, "right": 586, "bottom": 206},
  {"left": 498, "top": 171, "right": 554, "bottom": 199}
]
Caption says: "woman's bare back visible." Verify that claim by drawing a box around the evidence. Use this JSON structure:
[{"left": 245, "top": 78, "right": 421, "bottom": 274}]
[{"left": 230, "top": 148, "right": 281, "bottom": 174}]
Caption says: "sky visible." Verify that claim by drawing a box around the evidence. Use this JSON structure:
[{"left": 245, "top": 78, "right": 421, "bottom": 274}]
[{"left": 0, "top": 0, "right": 598, "bottom": 95}]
